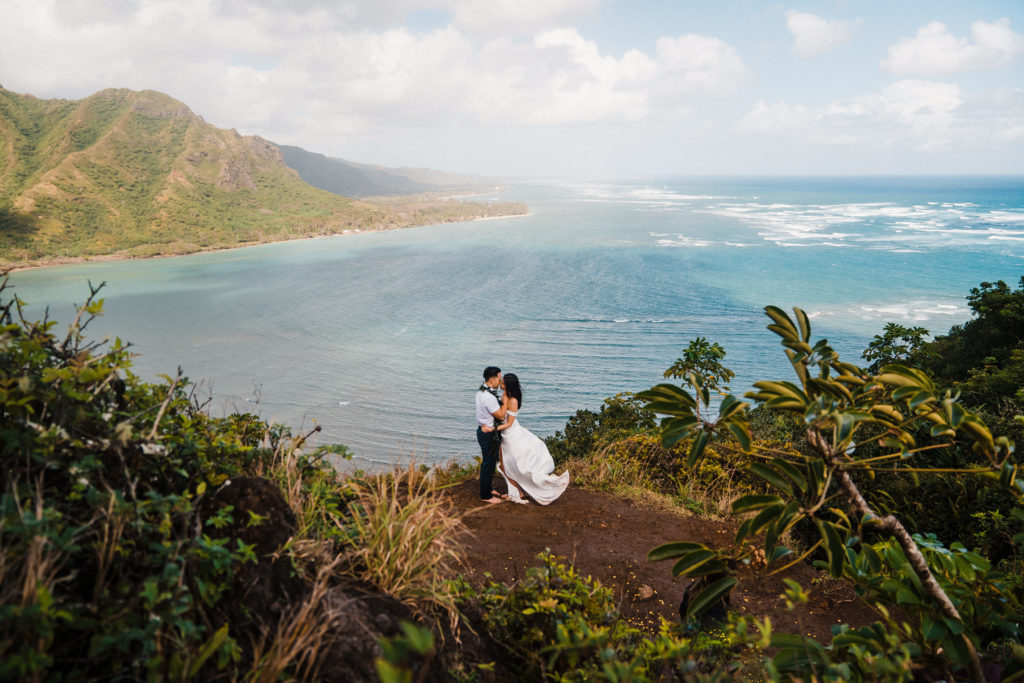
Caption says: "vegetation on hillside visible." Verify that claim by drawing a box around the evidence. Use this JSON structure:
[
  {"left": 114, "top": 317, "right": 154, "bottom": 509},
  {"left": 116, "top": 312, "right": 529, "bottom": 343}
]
[
  {"left": 278, "top": 144, "right": 493, "bottom": 198},
  {"left": 0, "top": 87, "right": 526, "bottom": 267},
  {"left": 3, "top": 275, "right": 1023, "bottom": 681}
]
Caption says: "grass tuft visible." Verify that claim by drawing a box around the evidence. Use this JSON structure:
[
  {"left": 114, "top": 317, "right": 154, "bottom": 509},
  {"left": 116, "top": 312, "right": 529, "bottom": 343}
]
[{"left": 337, "top": 463, "right": 465, "bottom": 629}]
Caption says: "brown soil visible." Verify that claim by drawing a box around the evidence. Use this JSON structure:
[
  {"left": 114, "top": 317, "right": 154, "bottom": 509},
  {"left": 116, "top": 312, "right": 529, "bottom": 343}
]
[{"left": 445, "top": 479, "right": 877, "bottom": 643}]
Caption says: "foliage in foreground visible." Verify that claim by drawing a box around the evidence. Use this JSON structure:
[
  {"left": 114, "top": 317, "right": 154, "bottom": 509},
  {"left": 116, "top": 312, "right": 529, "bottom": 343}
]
[
  {"left": 0, "top": 279, "right": 266, "bottom": 679},
  {"left": 0, "top": 278, "right": 459, "bottom": 681},
  {"left": 639, "top": 304, "right": 1024, "bottom": 682},
  {"left": 462, "top": 551, "right": 766, "bottom": 682}
]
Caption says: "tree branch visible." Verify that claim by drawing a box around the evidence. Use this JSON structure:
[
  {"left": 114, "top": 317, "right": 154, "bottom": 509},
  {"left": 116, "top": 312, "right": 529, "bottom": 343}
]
[{"left": 806, "top": 427, "right": 985, "bottom": 683}]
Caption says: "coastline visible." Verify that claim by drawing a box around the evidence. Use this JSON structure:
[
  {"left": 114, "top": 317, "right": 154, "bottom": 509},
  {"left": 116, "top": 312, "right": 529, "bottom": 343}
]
[{"left": 3, "top": 204, "right": 529, "bottom": 273}]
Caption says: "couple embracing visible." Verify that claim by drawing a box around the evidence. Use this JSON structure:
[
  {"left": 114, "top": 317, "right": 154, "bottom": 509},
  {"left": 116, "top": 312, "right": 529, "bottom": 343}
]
[{"left": 475, "top": 366, "right": 570, "bottom": 505}]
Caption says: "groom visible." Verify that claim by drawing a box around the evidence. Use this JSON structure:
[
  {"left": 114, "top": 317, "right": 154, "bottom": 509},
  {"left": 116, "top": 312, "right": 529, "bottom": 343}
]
[{"left": 476, "top": 366, "right": 508, "bottom": 504}]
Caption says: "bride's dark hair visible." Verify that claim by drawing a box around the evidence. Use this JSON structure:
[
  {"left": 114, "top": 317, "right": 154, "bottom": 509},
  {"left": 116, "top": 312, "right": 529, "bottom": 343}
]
[{"left": 503, "top": 373, "right": 523, "bottom": 407}]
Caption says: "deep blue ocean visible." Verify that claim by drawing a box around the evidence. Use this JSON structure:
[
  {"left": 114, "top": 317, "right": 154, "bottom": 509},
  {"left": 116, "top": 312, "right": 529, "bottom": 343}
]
[{"left": 9, "top": 176, "right": 1024, "bottom": 470}]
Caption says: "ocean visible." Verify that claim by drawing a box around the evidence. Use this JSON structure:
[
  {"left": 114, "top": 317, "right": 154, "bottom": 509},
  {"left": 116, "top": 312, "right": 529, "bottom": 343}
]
[{"left": 8, "top": 176, "right": 1024, "bottom": 470}]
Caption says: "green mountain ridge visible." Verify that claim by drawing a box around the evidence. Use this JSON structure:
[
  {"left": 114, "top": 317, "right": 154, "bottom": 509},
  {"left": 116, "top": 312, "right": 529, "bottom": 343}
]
[
  {"left": 278, "top": 144, "right": 495, "bottom": 197},
  {"left": 0, "top": 87, "right": 522, "bottom": 265}
]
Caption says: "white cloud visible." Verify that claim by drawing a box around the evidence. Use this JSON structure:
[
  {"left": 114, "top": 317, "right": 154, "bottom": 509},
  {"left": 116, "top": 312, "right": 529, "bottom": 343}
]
[
  {"left": 450, "top": 0, "right": 603, "bottom": 36},
  {"left": 653, "top": 34, "right": 747, "bottom": 96},
  {"left": 785, "top": 10, "right": 861, "bottom": 59},
  {"left": 0, "top": 1, "right": 745, "bottom": 139},
  {"left": 740, "top": 80, "right": 963, "bottom": 149},
  {"left": 882, "top": 18, "right": 1024, "bottom": 75}
]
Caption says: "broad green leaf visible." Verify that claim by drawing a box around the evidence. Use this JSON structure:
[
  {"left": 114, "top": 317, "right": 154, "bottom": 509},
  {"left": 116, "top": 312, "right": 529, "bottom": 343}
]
[
  {"left": 725, "top": 421, "right": 752, "bottom": 452},
  {"left": 836, "top": 412, "right": 856, "bottom": 444},
  {"left": 639, "top": 385, "right": 697, "bottom": 417},
  {"left": 751, "top": 504, "right": 785, "bottom": 536},
  {"left": 946, "top": 400, "right": 966, "bottom": 427},
  {"left": 942, "top": 616, "right": 965, "bottom": 636},
  {"left": 870, "top": 404, "right": 903, "bottom": 422},
  {"left": 770, "top": 633, "right": 821, "bottom": 650},
  {"left": 794, "top": 307, "right": 811, "bottom": 342},
  {"left": 684, "top": 559, "right": 729, "bottom": 577},
  {"left": 662, "top": 415, "right": 699, "bottom": 448},
  {"left": 732, "top": 494, "right": 784, "bottom": 514},
  {"left": 648, "top": 541, "right": 706, "bottom": 562},
  {"left": 733, "top": 517, "right": 753, "bottom": 543},
  {"left": 399, "top": 621, "right": 435, "bottom": 653},
  {"left": 817, "top": 520, "right": 846, "bottom": 578},
  {"left": 908, "top": 390, "right": 934, "bottom": 410},
  {"left": 718, "top": 394, "right": 747, "bottom": 420},
  {"left": 670, "top": 549, "right": 717, "bottom": 577},
  {"left": 764, "top": 305, "right": 799, "bottom": 339},
  {"left": 773, "top": 459, "right": 808, "bottom": 493},
  {"left": 749, "top": 463, "right": 793, "bottom": 496},
  {"left": 686, "top": 430, "right": 709, "bottom": 467},
  {"left": 683, "top": 576, "right": 738, "bottom": 619}
]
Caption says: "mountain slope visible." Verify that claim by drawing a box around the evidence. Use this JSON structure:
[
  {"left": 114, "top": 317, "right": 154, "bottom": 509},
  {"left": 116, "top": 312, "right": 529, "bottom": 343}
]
[
  {"left": 0, "top": 87, "right": 521, "bottom": 265},
  {"left": 278, "top": 144, "right": 492, "bottom": 197}
]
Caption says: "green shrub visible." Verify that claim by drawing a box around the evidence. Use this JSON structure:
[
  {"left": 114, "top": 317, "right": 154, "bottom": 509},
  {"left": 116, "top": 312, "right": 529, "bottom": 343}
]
[
  {"left": 466, "top": 551, "right": 765, "bottom": 681},
  {"left": 545, "top": 392, "right": 656, "bottom": 467},
  {"left": 0, "top": 278, "right": 365, "bottom": 679}
]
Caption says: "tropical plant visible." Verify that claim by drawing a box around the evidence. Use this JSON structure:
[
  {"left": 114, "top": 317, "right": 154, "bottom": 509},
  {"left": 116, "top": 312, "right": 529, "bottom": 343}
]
[
  {"left": 664, "top": 337, "right": 735, "bottom": 392},
  {"left": 638, "top": 305, "right": 1023, "bottom": 683},
  {"left": 861, "top": 322, "right": 933, "bottom": 374}
]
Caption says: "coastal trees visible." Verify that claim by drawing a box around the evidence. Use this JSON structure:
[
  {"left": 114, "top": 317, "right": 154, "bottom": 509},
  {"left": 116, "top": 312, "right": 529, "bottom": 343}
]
[
  {"left": 639, "top": 306, "right": 1022, "bottom": 683},
  {"left": 861, "top": 321, "right": 933, "bottom": 374}
]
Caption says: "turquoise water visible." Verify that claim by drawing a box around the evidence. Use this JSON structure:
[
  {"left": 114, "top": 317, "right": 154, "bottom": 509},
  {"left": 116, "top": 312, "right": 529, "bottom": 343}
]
[{"left": 9, "top": 176, "right": 1024, "bottom": 469}]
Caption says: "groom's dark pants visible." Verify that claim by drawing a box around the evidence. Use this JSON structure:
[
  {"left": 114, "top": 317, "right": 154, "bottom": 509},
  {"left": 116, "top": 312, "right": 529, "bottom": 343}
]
[{"left": 477, "top": 426, "right": 501, "bottom": 500}]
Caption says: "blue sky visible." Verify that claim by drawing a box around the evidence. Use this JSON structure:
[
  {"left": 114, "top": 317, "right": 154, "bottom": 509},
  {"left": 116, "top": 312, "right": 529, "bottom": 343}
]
[{"left": 2, "top": 0, "right": 1022, "bottom": 177}]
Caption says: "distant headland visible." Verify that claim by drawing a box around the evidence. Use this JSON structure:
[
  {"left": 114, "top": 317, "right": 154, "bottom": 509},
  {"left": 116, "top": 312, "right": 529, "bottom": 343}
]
[{"left": 0, "top": 86, "right": 526, "bottom": 270}]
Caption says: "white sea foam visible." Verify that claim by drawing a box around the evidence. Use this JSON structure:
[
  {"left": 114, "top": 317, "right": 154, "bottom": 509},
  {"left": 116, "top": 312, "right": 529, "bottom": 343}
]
[
  {"left": 655, "top": 236, "right": 716, "bottom": 247},
  {"left": 698, "top": 200, "right": 1024, "bottom": 252},
  {"left": 576, "top": 184, "right": 725, "bottom": 204},
  {"left": 651, "top": 232, "right": 750, "bottom": 248},
  {"left": 852, "top": 300, "right": 968, "bottom": 323}
]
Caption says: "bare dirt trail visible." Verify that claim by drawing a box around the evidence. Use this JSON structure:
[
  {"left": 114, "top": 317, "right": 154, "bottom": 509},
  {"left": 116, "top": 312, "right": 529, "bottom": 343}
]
[{"left": 444, "top": 479, "right": 876, "bottom": 642}]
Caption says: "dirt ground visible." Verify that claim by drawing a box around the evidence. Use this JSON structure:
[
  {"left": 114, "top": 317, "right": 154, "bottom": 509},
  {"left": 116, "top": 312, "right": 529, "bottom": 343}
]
[{"left": 444, "top": 479, "right": 877, "bottom": 643}]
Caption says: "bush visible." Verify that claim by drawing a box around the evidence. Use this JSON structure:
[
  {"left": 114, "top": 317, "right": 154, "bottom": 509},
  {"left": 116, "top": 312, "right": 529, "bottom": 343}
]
[
  {"left": 466, "top": 551, "right": 765, "bottom": 681},
  {"left": 0, "top": 278, "right": 379, "bottom": 680},
  {"left": 0, "top": 279, "right": 270, "bottom": 678},
  {"left": 639, "top": 304, "right": 1024, "bottom": 682},
  {"left": 545, "top": 392, "right": 656, "bottom": 467}
]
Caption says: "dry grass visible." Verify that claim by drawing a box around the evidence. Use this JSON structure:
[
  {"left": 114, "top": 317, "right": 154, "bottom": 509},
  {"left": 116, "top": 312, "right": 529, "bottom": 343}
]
[
  {"left": 0, "top": 477, "right": 73, "bottom": 678},
  {"left": 563, "top": 438, "right": 752, "bottom": 519},
  {"left": 563, "top": 442, "right": 650, "bottom": 491},
  {"left": 244, "top": 555, "right": 344, "bottom": 683},
  {"left": 336, "top": 464, "right": 465, "bottom": 628}
]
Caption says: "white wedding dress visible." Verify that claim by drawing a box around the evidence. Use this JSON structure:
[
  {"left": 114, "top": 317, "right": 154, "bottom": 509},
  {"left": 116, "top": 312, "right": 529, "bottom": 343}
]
[{"left": 499, "top": 410, "right": 569, "bottom": 505}]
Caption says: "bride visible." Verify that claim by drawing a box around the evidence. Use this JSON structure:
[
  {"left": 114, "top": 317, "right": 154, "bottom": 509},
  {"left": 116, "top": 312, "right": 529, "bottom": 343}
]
[{"left": 494, "top": 373, "right": 569, "bottom": 505}]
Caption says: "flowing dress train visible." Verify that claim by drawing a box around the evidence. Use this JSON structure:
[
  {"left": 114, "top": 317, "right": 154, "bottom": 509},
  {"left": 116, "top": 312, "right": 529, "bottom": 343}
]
[{"left": 499, "top": 410, "right": 569, "bottom": 505}]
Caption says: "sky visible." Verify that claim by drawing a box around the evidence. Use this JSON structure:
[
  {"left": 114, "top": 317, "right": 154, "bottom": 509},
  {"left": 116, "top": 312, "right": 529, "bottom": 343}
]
[{"left": 1, "top": 0, "right": 1023, "bottom": 178}]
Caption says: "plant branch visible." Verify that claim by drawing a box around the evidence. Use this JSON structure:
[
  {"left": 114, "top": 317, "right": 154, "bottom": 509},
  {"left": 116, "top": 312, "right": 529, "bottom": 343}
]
[{"left": 806, "top": 427, "right": 985, "bottom": 683}]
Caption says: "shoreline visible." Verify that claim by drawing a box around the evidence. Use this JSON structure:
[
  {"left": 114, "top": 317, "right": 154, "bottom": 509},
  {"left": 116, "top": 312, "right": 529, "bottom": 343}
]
[{"left": 3, "top": 206, "right": 529, "bottom": 274}]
